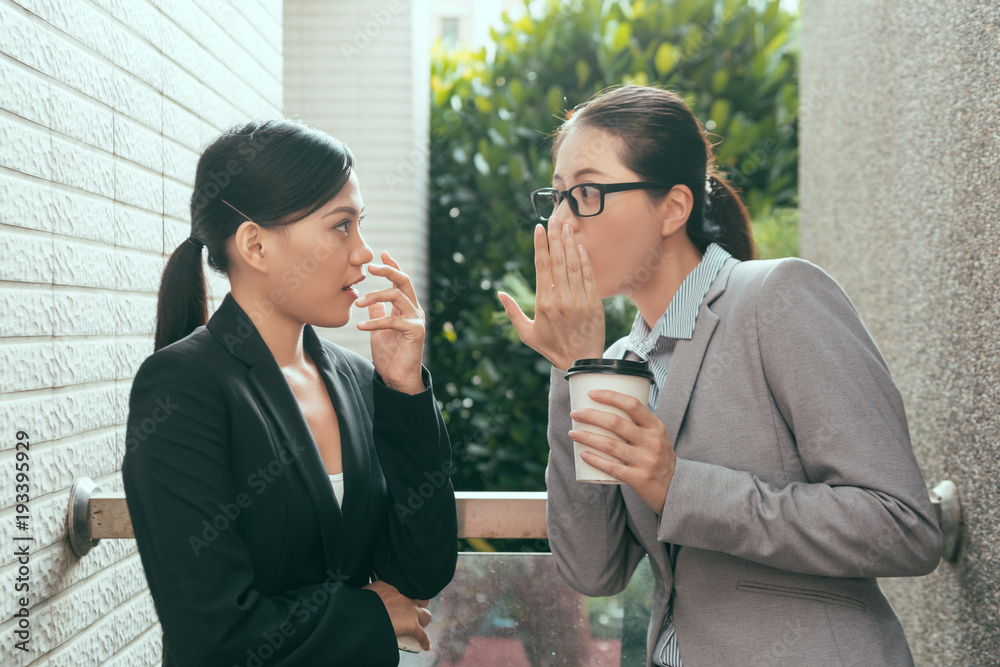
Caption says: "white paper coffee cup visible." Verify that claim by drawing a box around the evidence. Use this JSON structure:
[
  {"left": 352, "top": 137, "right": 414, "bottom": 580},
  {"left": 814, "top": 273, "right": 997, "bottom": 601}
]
[{"left": 565, "top": 359, "right": 654, "bottom": 484}]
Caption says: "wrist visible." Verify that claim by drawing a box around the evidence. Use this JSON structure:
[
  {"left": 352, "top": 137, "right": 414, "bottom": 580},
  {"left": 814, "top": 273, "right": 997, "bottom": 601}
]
[
  {"left": 391, "top": 381, "right": 425, "bottom": 395},
  {"left": 557, "top": 347, "right": 605, "bottom": 371},
  {"left": 381, "top": 372, "right": 426, "bottom": 395}
]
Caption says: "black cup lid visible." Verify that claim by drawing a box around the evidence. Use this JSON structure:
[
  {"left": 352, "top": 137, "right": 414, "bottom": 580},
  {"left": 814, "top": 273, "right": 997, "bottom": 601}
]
[{"left": 565, "top": 358, "right": 654, "bottom": 381}]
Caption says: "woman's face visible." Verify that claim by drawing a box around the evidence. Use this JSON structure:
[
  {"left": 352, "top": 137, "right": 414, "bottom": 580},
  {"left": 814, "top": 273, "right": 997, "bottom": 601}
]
[
  {"left": 261, "top": 171, "right": 374, "bottom": 328},
  {"left": 550, "top": 126, "right": 669, "bottom": 298}
]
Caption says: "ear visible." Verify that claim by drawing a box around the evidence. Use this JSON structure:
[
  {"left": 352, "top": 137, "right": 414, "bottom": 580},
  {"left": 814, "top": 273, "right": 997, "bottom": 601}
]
[
  {"left": 232, "top": 220, "right": 270, "bottom": 275},
  {"left": 659, "top": 184, "right": 694, "bottom": 239}
]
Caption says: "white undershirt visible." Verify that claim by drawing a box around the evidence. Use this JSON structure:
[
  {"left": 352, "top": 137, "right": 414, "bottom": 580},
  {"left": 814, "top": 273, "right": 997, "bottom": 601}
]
[{"left": 328, "top": 472, "right": 344, "bottom": 508}]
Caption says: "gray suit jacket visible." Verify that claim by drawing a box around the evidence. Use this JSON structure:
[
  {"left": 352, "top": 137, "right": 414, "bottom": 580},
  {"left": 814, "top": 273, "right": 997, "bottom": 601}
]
[{"left": 545, "top": 257, "right": 942, "bottom": 666}]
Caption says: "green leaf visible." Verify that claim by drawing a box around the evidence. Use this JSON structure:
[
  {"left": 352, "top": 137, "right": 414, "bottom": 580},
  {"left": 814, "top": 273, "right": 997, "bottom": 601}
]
[
  {"left": 575, "top": 59, "right": 591, "bottom": 87},
  {"left": 761, "top": 29, "right": 787, "bottom": 59},
  {"left": 508, "top": 78, "right": 525, "bottom": 104},
  {"left": 508, "top": 154, "right": 525, "bottom": 185},
  {"left": 612, "top": 21, "right": 632, "bottom": 51},
  {"left": 654, "top": 42, "right": 679, "bottom": 75},
  {"left": 710, "top": 68, "right": 729, "bottom": 94},
  {"left": 474, "top": 95, "right": 493, "bottom": 113},
  {"left": 763, "top": 0, "right": 781, "bottom": 24},
  {"left": 709, "top": 98, "right": 732, "bottom": 130},
  {"left": 473, "top": 152, "right": 490, "bottom": 176},
  {"left": 487, "top": 127, "right": 505, "bottom": 146},
  {"left": 546, "top": 85, "right": 565, "bottom": 116}
]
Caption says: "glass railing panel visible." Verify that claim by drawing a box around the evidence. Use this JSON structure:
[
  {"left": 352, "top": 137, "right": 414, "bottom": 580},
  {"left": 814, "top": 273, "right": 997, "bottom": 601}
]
[{"left": 401, "top": 552, "right": 654, "bottom": 666}]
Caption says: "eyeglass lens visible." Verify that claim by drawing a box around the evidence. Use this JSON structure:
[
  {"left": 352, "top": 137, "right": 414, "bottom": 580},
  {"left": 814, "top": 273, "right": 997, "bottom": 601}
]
[
  {"left": 532, "top": 185, "right": 604, "bottom": 220},
  {"left": 532, "top": 190, "right": 560, "bottom": 219}
]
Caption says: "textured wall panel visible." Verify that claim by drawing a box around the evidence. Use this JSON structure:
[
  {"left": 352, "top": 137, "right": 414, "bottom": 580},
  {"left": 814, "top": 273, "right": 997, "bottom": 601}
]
[
  {"left": 800, "top": 1, "right": 1000, "bottom": 664},
  {"left": 113, "top": 204, "right": 163, "bottom": 254},
  {"left": 0, "top": 0, "right": 283, "bottom": 663},
  {"left": 49, "top": 190, "right": 117, "bottom": 244},
  {"left": 0, "top": 171, "right": 55, "bottom": 233},
  {"left": 0, "top": 113, "right": 53, "bottom": 180}
]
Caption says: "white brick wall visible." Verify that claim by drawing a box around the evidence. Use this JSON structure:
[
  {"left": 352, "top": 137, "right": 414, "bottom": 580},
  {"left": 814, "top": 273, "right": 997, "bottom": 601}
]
[
  {"left": 284, "top": 0, "right": 431, "bottom": 359},
  {"left": 0, "top": 0, "right": 282, "bottom": 664}
]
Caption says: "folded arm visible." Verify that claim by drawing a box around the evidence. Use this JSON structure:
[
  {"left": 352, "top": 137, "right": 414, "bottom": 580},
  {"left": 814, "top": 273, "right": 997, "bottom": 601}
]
[{"left": 370, "top": 366, "right": 458, "bottom": 600}]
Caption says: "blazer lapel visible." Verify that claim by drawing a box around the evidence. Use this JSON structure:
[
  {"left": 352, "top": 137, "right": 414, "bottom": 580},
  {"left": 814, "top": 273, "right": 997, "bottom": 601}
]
[
  {"left": 658, "top": 258, "right": 738, "bottom": 566},
  {"left": 206, "top": 294, "right": 346, "bottom": 566},
  {"left": 302, "top": 326, "right": 374, "bottom": 543},
  {"left": 656, "top": 258, "right": 738, "bottom": 448}
]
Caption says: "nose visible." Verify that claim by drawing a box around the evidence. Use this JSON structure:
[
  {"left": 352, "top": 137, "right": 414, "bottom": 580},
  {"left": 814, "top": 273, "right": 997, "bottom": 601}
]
[
  {"left": 549, "top": 196, "right": 581, "bottom": 233},
  {"left": 353, "top": 230, "right": 375, "bottom": 266}
]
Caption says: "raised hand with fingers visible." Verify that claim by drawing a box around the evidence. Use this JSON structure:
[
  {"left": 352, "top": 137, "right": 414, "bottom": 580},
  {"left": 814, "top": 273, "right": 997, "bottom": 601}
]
[
  {"left": 568, "top": 388, "right": 677, "bottom": 514},
  {"left": 498, "top": 220, "right": 606, "bottom": 371},
  {"left": 355, "top": 252, "right": 426, "bottom": 395}
]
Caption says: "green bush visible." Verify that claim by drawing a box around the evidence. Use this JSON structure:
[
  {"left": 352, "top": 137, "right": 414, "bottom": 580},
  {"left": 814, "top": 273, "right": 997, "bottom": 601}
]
[{"left": 429, "top": 0, "right": 799, "bottom": 493}]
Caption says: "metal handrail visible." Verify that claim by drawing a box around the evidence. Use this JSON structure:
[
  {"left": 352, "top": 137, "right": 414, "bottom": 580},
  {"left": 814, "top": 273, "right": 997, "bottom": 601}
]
[
  {"left": 67, "top": 478, "right": 546, "bottom": 557},
  {"left": 67, "top": 477, "right": 961, "bottom": 562}
]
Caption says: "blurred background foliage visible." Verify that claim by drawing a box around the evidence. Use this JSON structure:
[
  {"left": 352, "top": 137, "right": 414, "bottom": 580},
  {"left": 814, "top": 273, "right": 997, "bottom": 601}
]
[{"left": 428, "top": 0, "right": 800, "bottom": 496}]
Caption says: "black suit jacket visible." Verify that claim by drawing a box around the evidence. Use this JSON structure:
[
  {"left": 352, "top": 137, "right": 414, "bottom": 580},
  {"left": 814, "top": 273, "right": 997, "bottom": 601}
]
[{"left": 122, "top": 293, "right": 458, "bottom": 666}]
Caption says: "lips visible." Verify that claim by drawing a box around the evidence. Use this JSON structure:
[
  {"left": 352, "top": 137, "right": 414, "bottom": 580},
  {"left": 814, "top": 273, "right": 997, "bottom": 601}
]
[{"left": 342, "top": 275, "right": 365, "bottom": 291}]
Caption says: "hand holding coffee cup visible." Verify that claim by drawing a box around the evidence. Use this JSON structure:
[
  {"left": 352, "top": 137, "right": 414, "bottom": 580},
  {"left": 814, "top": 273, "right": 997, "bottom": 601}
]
[
  {"left": 565, "top": 359, "right": 654, "bottom": 483},
  {"left": 567, "top": 359, "right": 678, "bottom": 513}
]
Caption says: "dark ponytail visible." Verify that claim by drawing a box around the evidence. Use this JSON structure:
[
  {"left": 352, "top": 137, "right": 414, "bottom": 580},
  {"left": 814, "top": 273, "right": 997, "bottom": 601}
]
[
  {"left": 154, "top": 240, "right": 208, "bottom": 351},
  {"left": 553, "top": 85, "right": 756, "bottom": 261},
  {"left": 696, "top": 173, "right": 755, "bottom": 261},
  {"left": 153, "top": 119, "right": 355, "bottom": 351}
]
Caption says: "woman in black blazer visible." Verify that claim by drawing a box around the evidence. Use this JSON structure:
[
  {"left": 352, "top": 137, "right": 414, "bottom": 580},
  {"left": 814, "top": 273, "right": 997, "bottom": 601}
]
[{"left": 122, "top": 119, "right": 457, "bottom": 666}]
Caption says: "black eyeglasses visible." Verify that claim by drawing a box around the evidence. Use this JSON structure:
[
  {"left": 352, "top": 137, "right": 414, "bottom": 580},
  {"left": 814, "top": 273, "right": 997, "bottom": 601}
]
[{"left": 529, "top": 182, "right": 670, "bottom": 220}]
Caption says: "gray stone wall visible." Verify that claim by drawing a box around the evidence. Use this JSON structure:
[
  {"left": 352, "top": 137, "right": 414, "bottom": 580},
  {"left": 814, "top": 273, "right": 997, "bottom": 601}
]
[{"left": 800, "top": 1, "right": 999, "bottom": 664}]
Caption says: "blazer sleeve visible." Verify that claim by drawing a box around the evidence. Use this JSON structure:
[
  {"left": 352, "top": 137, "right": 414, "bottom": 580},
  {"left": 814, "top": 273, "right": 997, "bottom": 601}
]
[
  {"left": 545, "top": 366, "right": 648, "bottom": 597},
  {"left": 369, "top": 366, "right": 458, "bottom": 599},
  {"left": 656, "top": 258, "right": 943, "bottom": 578},
  {"left": 122, "top": 349, "right": 400, "bottom": 667}
]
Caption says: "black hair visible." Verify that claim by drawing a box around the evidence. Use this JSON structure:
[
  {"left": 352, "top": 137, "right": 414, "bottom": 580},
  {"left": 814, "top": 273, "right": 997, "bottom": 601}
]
[
  {"left": 553, "top": 85, "right": 756, "bottom": 261},
  {"left": 154, "top": 119, "right": 355, "bottom": 351}
]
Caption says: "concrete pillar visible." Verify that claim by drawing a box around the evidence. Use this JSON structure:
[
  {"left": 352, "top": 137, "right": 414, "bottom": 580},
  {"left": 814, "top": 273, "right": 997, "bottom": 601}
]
[{"left": 800, "top": 2, "right": 1000, "bottom": 663}]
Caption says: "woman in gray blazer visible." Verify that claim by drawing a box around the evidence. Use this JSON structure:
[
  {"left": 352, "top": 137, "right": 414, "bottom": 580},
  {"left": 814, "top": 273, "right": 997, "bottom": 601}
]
[
  {"left": 500, "top": 85, "right": 942, "bottom": 666},
  {"left": 123, "top": 119, "right": 457, "bottom": 665}
]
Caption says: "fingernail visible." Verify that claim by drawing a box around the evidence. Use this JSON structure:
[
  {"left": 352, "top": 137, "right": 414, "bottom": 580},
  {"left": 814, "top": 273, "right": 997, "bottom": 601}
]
[
  {"left": 589, "top": 389, "right": 603, "bottom": 399},
  {"left": 570, "top": 410, "right": 580, "bottom": 419},
  {"left": 562, "top": 224, "right": 571, "bottom": 238},
  {"left": 568, "top": 429, "right": 578, "bottom": 439}
]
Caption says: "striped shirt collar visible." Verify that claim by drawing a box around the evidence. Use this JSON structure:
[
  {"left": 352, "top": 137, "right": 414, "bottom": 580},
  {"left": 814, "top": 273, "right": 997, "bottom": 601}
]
[{"left": 625, "top": 243, "right": 732, "bottom": 357}]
